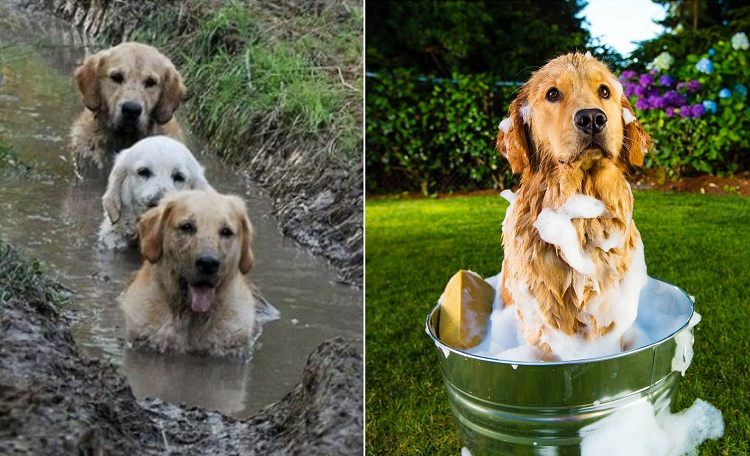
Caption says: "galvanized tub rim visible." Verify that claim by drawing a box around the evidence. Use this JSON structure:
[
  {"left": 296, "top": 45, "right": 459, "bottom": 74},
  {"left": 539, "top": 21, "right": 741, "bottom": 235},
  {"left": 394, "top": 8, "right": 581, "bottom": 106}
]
[{"left": 425, "top": 275, "right": 695, "bottom": 366}]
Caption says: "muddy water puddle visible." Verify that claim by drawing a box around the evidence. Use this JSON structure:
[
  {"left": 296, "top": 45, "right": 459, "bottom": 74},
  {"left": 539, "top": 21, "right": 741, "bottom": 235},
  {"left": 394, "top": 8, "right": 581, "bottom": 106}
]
[{"left": 0, "top": 5, "right": 362, "bottom": 418}]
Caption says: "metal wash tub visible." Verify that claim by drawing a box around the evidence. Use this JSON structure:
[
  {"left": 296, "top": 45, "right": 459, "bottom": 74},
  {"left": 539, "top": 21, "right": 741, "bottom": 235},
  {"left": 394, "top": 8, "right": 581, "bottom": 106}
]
[{"left": 425, "top": 277, "right": 694, "bottom": 455}]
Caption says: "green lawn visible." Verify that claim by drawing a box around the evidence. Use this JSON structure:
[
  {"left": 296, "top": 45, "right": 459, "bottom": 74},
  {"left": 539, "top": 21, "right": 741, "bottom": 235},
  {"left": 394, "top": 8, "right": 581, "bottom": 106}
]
[{"left": 365, "top": 191, "right": 750, "bottom": 455}]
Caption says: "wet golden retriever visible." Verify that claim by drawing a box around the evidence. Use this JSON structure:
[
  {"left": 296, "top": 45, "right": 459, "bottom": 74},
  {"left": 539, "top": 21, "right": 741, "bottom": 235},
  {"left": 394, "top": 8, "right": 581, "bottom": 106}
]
[
  {"left": 497, "top": 52, "right": 652, "bottom": 359},
  {"left": 119, "top": 190, "right": 257, "bottom": 356},
  {"left": 71, "top": 42, "right": 186, "bottom": 178}
]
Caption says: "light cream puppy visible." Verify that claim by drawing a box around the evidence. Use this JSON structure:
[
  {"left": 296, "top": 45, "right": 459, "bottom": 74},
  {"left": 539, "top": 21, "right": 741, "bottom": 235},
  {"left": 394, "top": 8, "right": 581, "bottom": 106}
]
[
  {"left": 71, "top": 42, "right": 186, "bottom": 178},
  {"left": 119, "top": 190, "right": 257, "bottom": 356},
  {"left": 99, "top": 136, "right": 211, "bottom": 250}
]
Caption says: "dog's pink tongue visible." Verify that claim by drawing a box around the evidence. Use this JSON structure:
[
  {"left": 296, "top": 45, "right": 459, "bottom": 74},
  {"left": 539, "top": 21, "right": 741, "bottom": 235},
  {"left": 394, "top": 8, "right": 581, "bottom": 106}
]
[{"left": 189, "top": 286, "right": 215, "bottom": 313}]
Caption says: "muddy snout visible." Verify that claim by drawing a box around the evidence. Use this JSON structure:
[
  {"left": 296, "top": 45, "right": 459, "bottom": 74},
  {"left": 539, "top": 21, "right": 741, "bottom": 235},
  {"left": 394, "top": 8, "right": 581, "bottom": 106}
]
[
  {"left": 116, "top": 100, "right": 145, "bottom": 131},
  {"left": 146, "top": 189, "right": 166, "bottom": 208},
  {"left": 186, "top": 253, "right": 222, "bottom": 313},
  {"left": 195, "top": 254, "right": 221, "bottom": 276}
]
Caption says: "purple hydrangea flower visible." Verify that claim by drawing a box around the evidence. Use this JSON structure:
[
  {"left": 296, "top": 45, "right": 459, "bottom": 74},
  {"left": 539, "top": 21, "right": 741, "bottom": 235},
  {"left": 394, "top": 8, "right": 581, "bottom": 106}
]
[
  {"left": 659, "top": 75, "right": 675, "bottom": 87},
  {"left": 620, "top": 70, "right": 637, "bottom": 80},
  {"left": 691, "top": 104, "right": 705, "bottom": 117},
  {"left": 687, "top": 80, "right": 701, "bottom": 92},
  {"left": 639, "top": 74, "right": 653, "bottom": 87},
  {"left": 624, "top": 83, "right": 636, "bottom": 97},
  {"left": 696, "top": 58, "right": 714, "bottom": 74},
  {"left": 648, "top": 95, "right": 665, "bottom": 109},
  {"left": 666, "top": 91, "right": 687, "bottom": 107},
  {"left": 676, "top": 82, "right": 687, "bottom": 91},
  {"left": 679, "top": 107, "right": 692, "bottom": 118},
  {"left": 665, "top": 107, "right": 675, "bottom": 118},
  {"left": 734, "top": 84, "right": 748, "bottom": 97},
  {"left": 719, "top": 88, "right": 732, "bottom": 99},
  {"left": 634, "top": 85, "right": 647, "bottom": 97},
  {"left": 702, "top": 100, "right": 718, "bottom": 114},
  {"left": 635, "top": 98, "right": 649, "bottom": 110}
]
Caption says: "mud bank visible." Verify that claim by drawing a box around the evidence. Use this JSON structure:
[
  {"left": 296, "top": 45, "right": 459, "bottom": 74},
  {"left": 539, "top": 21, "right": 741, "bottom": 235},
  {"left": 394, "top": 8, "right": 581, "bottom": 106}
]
[
  {"left": 0, "top": 243, "right": 362, "bottom": 455},
  {"left": 21, "top": 0, "right": 364, "bottom": 286}
]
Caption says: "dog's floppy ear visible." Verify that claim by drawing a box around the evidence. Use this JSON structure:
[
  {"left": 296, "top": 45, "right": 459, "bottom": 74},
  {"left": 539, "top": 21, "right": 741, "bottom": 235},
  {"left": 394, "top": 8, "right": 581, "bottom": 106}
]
[
  {"left": 74, "top": 53, "right": 103, "bottom": 112},
  {"left": 188, "top": 161, "right": 213, "bottom": 191},
  {"left": 101, "top": 150, "right": 129, "bottom": 224},
  {"left": 138, "top": 201, "right": 173, "bottom": 263},
  {"left": 620, "top": 95, "right": 651, "bottom": 167},
  {"left": 154, "top": 65, "right": 186, "bottom": 124},
  {"left": 229, "top": 196, "right": 254, "bottom": 275},
  {"left": 497, "top": 88, "right": 534, "bottom": 174}
]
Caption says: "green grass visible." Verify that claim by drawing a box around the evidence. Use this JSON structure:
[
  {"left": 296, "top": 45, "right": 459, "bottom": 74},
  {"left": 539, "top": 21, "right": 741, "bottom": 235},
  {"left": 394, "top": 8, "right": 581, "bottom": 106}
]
[
  {"left": 365, "top": 191, "right": 750, "bottom": 455},
  {"left": 0, "top": 239, "right": 71, "bottom": 311},
  {"left": 132, "top": 0, "right": 362, "bottom": 167}
]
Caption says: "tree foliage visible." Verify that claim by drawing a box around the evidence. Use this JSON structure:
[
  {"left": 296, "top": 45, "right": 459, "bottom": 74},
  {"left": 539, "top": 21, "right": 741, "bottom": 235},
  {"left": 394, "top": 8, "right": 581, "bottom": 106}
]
[
  {"left": 630, "top": 1, "right": 750, "bottom": 67},
  {"left": 366, "top": 0, "right": 620, "bottom": 80}
]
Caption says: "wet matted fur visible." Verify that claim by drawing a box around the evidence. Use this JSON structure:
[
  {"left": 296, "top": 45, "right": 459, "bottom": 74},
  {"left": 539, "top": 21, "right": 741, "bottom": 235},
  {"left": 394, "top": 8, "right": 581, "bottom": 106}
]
[
  {"left": 119, "top": 190, "right": 257, "bottom": 356},
  {"left": 71, "top": 42, "right": 186, "bottom": 178},
  {"left": 497, "top": 52, "right": 652, "bottom": 358}
]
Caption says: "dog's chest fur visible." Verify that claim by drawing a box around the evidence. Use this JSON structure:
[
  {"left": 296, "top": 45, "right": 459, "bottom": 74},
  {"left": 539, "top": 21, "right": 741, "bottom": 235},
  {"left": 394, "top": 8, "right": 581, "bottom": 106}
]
[{"left": 502, "top": 160, "right": 638, "bottom": 339}]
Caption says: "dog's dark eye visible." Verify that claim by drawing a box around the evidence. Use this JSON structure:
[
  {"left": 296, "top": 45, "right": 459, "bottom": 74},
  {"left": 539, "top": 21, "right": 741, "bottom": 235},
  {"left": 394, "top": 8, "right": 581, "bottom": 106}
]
[
  {"left": 144, "top": 77, "right": 157, "bottom": 88},
  {"left": 137, "top": 167, "right": 152, "bottom": 178},
  {"left": 172, "top": 172, "right": 185, "bottom": 183},
  {"left": 599, "top": 85, "right": 610, "bottom": 99},
  {"left": 110, "top": 72, "right": 124, "bottom": 84},
  {"left": 546, "top": 87, "right": 560, "bottom": 102},
  {"left": 219, "top": 227, "right": 234, "bottom": 237},
  {"left": 179, "top": 221, "right": 196, "bottom": 234}
]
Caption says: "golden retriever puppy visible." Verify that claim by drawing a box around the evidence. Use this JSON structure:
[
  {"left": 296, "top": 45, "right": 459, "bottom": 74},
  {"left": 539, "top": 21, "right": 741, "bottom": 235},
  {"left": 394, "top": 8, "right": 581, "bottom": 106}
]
[
  {"left": 119, "top": 190, "right": 257, "bottom": 356},
  {"left": 71, "top": 42, "right": 186, "bottom": 178},
  {"left": 497, "top": 52, "right": 652, "bottom": 360},
  {"left": 99, "top": 136, "right": 211, "bottom": 250}
]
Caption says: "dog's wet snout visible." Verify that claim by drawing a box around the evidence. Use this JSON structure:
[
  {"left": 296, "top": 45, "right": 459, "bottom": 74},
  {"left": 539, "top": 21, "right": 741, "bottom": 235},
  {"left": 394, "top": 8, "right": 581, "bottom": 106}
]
[
  {"left": 121, "top": 101, "right": 143, "bottom": 120},
  {"left": 146, "top": 195, "right": 161, "bottom": 208},
  {"left": 195, "top": 255, "right": 221, "bottom": 275},
  {"left": 574, "top": 109, "right": 607, "bottom": 135}
]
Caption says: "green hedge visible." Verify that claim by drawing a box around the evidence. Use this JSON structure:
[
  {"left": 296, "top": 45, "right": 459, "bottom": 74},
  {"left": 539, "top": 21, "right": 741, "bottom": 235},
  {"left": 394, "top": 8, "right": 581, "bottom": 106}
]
[{"left": 366, "top": 71, "right": 517, "bottom": 194}]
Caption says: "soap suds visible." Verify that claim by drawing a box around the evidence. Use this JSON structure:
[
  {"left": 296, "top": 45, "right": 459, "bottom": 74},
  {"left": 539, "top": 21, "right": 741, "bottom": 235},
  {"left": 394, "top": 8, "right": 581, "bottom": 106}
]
[
  {"left": 672, "top": 313, "right": 701, "bottom": 376},
  {"left": 613, "top": 80, "right": 624, "bottom": 98},
  {"left": 498, "top": 117, "right": 511, "bottom": 133},
  {"left": 520, "top": 104, "right": 532, "bottom": 124},
  {"left": 533, "top": 194, "right": 606, "bottom": 275},
  {"left": 580, "top": 399, "right": 723, "bottom": 455},
  {"left": 468, "top": 273, "right": 689, "bottom": 363},
  {"left": 623, "top": 108, "right": 636, "bottom": 125}
]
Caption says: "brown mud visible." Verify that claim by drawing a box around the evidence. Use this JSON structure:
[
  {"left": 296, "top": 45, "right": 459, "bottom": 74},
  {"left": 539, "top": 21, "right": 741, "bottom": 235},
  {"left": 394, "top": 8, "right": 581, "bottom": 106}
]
[{"left": 0, "top": 242, "right": 362, "bottom": 455}]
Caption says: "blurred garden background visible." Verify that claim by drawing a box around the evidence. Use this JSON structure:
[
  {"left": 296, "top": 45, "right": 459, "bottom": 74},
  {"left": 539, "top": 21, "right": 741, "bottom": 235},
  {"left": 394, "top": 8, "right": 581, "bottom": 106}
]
[
  {"left": 365, "top": 1, "right": 750, "bottom": 455},
  {"left": 366, "top": 0, "right": 750, "bottom": 195}
]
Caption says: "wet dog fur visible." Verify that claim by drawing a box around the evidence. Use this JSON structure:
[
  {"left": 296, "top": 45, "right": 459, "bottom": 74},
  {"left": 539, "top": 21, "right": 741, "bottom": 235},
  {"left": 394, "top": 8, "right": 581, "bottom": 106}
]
[
  {"left": 71, "top": 42, "right": 186, "bottom": 178},
  {"left": 119, "top": 190, "right": 257, "bottom": 356},
  {"left": 497, "top": 52, "right": 652, "bottom": 358}
]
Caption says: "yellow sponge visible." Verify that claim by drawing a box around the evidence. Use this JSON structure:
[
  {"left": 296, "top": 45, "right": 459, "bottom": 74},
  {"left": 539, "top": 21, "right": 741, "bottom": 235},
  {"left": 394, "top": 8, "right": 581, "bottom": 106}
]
[{"left": 438, "top": 270, "right": 495, "bottom": 349}]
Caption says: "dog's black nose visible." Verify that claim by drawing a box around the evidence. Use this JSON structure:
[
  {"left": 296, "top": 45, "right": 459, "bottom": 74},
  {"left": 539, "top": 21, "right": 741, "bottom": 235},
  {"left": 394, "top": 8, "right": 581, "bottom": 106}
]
[
  {"left": 574, "top": 109, "right": 607, "bottom": 135},
  {"left": 121, "top": 101, "right": 143, "bottom": 119},
  {"left": 196, "top": 255, "right": 220, "bottom": 274}
]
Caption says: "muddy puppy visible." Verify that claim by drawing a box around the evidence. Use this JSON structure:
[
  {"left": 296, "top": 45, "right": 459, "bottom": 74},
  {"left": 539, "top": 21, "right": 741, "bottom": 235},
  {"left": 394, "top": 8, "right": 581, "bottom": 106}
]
[
  {"left": 497, "top": 52, "right": 652, "bottom": 360},
  {"left": 71, "top": 42, "right": 186, "bottom": 178},
  {"left": 120, "top": 190, "right": 257, "bottom": 356},
  {"left": 99, "top": 136, "right": 211, "bottom": 250}
]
